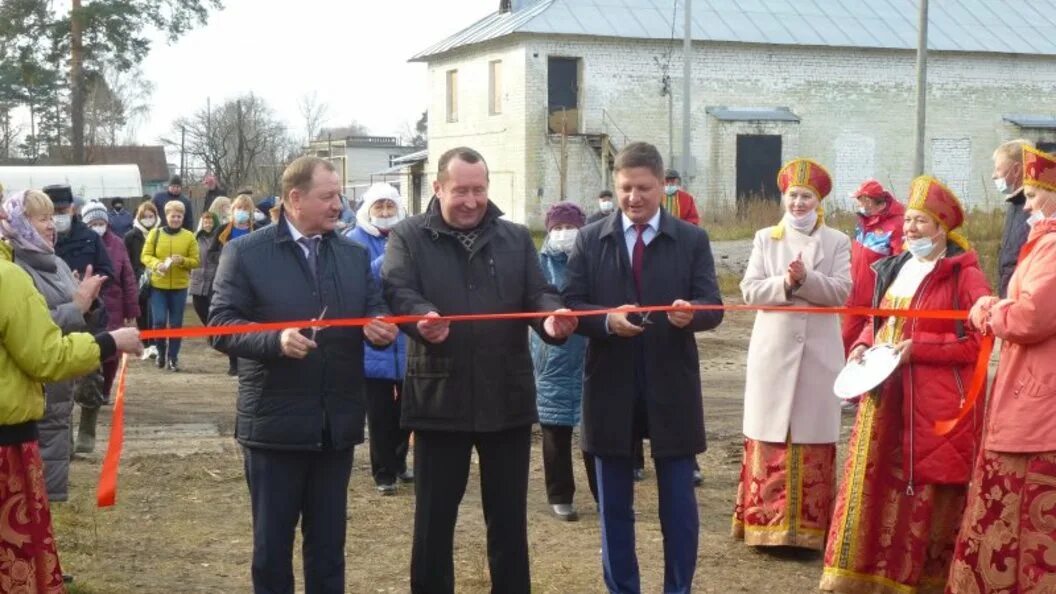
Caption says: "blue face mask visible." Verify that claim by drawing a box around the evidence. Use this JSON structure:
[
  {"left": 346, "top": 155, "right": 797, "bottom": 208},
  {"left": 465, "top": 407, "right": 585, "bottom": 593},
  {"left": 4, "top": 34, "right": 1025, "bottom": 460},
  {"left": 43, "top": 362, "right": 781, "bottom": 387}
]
[
  {"left": 233, "top": 210, "right": 251, "bottom": 225},
  {"left": 906, "top": 235, "right": 939, "bottom": 259}
]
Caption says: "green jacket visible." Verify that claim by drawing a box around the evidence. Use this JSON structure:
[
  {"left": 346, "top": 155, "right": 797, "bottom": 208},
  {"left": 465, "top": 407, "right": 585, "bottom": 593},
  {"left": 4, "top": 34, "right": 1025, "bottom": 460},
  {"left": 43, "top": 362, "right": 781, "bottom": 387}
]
[{"left": 0, "top": 258, "right": 102, "bottom": 425}]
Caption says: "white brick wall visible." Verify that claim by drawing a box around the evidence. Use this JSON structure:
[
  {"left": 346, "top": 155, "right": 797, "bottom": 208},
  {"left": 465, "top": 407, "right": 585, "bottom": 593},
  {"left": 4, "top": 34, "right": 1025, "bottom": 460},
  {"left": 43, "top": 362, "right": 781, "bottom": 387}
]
[{"left": 425, "top": 36, "right": 1056, "bottom": 229}]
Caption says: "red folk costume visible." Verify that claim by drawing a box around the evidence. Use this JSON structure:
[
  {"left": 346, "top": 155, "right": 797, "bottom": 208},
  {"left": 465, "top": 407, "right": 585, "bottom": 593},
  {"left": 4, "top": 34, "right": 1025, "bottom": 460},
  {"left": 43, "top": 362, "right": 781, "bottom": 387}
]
[
  {"left": 947, "top": 146, "right": 1056, "bottom": 594},
  {"left": 734, "top": 158, "right": 849, "bottom": 551},
  {"left": 660, "top": 189, "right": 701, "bottom": 226},
  {"left": 843, "top": 179, "right": 906, "bottom": 353},
  {"left": 821, "top": 176, "right": 991, "bottom": 594}
]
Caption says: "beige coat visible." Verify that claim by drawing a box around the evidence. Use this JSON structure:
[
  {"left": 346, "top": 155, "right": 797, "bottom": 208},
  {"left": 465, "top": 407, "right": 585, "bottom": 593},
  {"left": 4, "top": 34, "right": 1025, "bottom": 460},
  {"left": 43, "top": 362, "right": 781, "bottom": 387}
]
[{"left": 740, "top": 224, "right": 852, "bottom": 444}]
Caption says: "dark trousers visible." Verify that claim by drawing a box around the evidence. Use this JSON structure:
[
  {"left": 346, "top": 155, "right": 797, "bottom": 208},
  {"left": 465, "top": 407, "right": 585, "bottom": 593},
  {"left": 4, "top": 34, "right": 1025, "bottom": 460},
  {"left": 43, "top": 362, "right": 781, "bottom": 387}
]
[
  {"left": 192, "top": 293, "right": 211, "bottom": 325},
  {"left": 595, "top": 455, "right": 698, "bottom": 594},
  {"left": 136, "top": 289, "right": 152, "bottom": 348},
  {"left": 364, "top": 379, "right": 409, "bottom": 485},
  {"left": 242, "top": 446, "right": 354, "bottom": 594},
  {"left": 411, "top": 426, "right": 531, "bottom": 594},
  {"left": 541, "top": 424, "right": 598, "bottom": 504}
]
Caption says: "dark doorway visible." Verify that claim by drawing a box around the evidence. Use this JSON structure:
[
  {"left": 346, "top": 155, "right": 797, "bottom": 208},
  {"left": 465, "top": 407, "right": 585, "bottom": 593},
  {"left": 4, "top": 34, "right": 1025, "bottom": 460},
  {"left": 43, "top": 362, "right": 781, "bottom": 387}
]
[
  {"left": 1038, "top": 141, "right": 1056, "bottom": 154},
  {"left": 736, "top": 134, "right": 782, "bottom": 205},
  {"left": 548, "top": 57, "right": 580, "bottom": 134}
]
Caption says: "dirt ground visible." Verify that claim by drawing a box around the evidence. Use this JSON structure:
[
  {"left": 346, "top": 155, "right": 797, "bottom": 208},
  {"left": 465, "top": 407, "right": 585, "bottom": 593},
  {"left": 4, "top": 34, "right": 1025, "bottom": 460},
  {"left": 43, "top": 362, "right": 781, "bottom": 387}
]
[{"left": 54, "top": 303, "right": 853, "bottom": 594}]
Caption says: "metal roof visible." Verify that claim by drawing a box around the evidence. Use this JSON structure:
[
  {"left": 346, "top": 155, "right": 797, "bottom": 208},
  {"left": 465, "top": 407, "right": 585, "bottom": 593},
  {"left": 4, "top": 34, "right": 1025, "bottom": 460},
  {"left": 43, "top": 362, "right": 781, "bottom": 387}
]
[
  {"left": 705, "top": 106, "right": 800, "bottom": 122},
  {"left": 1003, "top": 114, "right": 1056, "bottom": 130},
  {"left": 411, "top": 0, "right": 1056, "bottom": 61}
]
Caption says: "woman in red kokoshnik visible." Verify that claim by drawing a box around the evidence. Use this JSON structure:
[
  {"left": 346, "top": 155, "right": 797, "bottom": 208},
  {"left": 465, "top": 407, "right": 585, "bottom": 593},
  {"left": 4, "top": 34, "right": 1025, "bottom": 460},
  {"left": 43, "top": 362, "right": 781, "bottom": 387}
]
[
  {"left": 947, "top": 145, "right": 1056, "bottom": 593},
  {"left": 821, "top": 176, "right": 991, "bottom": 594}
]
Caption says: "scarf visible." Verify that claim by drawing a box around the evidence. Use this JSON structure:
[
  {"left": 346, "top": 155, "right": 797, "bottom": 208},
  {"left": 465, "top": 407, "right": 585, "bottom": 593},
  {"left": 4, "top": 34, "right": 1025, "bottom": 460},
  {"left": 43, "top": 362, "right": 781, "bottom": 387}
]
[{"left": 0, "top": 191, "right": 55, "bottom": 254}]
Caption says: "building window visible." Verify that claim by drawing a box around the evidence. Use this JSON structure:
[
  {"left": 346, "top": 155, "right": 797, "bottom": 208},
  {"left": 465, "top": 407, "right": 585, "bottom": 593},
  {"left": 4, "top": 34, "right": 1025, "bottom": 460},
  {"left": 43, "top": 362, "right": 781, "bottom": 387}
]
[
  {"left": 489, "top": 60, "right": 503, "bottom": 115},
  {"left": 446, "top": 70, "right": 459, "bottom": 123},
  {"left": 548, "top": 56, "right": 580, "bottom": 134}
]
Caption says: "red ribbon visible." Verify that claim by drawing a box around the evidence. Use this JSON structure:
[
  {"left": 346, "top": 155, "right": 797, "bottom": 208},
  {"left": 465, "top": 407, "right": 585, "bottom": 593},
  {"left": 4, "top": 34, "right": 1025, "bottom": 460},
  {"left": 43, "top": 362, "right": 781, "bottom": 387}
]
[
  {"left": 97, "top": 353, "right": 128, "bottom": 507},
  {"left": 100, "top": 303, "right": 982, "bottom": 507}
]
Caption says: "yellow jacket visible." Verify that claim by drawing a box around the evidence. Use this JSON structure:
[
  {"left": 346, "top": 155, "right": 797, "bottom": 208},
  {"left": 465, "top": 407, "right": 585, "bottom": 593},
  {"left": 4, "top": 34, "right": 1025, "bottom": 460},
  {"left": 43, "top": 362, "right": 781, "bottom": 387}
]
[
  {"left": 0, "top": 259, "right": 103, "bottom": 425},
  {"left": 0, "top": 240, "right": 11, "bottom": 262},
  {"left": 142, "top": 227, "right": 200, "bottom": 290}
]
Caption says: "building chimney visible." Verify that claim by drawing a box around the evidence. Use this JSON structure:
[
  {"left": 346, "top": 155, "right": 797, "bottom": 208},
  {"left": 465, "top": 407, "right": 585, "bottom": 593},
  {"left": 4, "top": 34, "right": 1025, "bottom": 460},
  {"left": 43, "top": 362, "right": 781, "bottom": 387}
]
[{"left": 499, "top": 0, "right": 531, "bottom": 13}]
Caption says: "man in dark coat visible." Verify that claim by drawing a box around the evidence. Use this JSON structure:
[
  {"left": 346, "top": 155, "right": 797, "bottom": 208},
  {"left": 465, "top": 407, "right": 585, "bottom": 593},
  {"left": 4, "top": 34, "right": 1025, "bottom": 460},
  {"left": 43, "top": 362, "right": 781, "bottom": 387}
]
[
  {"left": 152, "top": 175, "right": 194, "bottom": 231},
  {"left": 209, "top": 156, "right": 397, "bottom": 594},
  {"left": 992, "top": 139, "right": 1033, "bottom": 298},
  {"left": 45, "top": 185, "right": 115, "bottom": 283},
  {"left": 201, "top": 173, "right": 227, "bottom": 213},
  {"left": 563, "top": 141, "right": 723, "bottom": 594},
  {"left": 586, "top": 189, "right": 616, "bottom": 225},
  {"left": 382, "top": 146, "right": 576, "bottom": 594},
  {"left": 107, "top": 198, "right": 134, "bottom": 237}
]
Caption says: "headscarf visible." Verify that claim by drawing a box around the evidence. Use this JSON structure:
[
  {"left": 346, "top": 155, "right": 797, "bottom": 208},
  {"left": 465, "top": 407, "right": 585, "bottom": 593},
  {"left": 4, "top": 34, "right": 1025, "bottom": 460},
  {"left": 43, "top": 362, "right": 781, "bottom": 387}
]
[
  {"left": 355, "top": 183, "right": 407, "bottom": 238},
  {"left": 0, "top": 191, "right": 55, "bottom": 254}
]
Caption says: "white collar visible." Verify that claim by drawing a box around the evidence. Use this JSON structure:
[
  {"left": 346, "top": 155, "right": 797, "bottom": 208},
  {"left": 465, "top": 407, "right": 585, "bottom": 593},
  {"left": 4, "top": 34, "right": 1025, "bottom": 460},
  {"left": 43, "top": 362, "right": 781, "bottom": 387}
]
[
  {"left": 620, "top": 209, "right": 661, "bottom": 233},
  {"left": 285, "top": 218, "right": 321, "bottom": 243}
]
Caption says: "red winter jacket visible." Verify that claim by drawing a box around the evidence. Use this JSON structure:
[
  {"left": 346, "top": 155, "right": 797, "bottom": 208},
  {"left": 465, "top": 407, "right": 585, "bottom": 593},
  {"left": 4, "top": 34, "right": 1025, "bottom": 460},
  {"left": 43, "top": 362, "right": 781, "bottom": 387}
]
[
  {"left": 842, "top": 199, "right": 906, "bottom": 353},
  {"left": 853, "top": 247, "right": 992, "bottom": 489}
]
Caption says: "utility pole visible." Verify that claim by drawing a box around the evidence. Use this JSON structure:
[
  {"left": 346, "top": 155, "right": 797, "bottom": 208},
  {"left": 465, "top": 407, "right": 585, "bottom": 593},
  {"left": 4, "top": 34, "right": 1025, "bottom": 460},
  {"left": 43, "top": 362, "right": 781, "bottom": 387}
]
[
  {"left": 560, "top": 109, "right": 569, "bottom": 199},
  {"left": 70, "top": 0, "right": 85, "bottom": 164},
  {"left": 665, "top": 75, "right": 674, "bottom": 166},
  {"left": 180, "top": 125, "right": 186, "bottom": 178},
  {"left": 681, "top": 0, "right": 692, "bottom": 182},
  {"left": 913, "top": 0, "right": 929, "bottom": 176}
]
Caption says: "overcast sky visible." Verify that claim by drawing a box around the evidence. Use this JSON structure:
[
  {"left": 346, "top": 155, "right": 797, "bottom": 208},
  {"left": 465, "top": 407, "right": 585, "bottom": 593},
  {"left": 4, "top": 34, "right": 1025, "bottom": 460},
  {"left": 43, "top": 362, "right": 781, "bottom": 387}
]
[{"left": 136, "top": 0, "right": 496, "bottom": 144}]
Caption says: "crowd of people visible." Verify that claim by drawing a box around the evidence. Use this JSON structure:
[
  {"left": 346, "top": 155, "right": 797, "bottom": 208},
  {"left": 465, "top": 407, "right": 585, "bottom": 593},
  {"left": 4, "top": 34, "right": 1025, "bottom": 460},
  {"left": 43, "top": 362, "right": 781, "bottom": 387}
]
[{"left": 0, "top": 135, "right": 1053, "bottom": 594}]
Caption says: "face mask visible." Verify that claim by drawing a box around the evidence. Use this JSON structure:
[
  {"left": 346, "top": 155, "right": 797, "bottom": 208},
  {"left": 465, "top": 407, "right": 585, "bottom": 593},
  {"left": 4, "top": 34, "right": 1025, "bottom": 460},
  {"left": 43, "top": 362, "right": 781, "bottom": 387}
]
[
  {"left": 664, "top": 184, "right": 678, "bottom": 196},
  {"left": 993, "top": 177, "right": 1010, "bottom": 195},
  {"left": 141, "top": 216, "right": 157, "bottom": 228},
  {"left": 784, "top": 210, "right": 818, "bottom": 233},
  {"left": 113, "top": 205, "right": 123, "bottom": 212},
  {"left": 371, "top": 215, "right": 400, "bottom": 230},
  {"left": 233, "top": 210, "right": 251, "bottom": 225},
  {"left": 549, "top": 228, "right": 578, "bottom": 253},
  {"left": 598, "top": 200, "right": 614, "bottom": 214},
  {"left": 906, "top": 235, "right": 940, "bottom": 260},
  {"left": 54, "top": 214, "right": 72, "bottom": 233},
  {"left": 90, "top": 224, "right": 107, "bottom": 236}
]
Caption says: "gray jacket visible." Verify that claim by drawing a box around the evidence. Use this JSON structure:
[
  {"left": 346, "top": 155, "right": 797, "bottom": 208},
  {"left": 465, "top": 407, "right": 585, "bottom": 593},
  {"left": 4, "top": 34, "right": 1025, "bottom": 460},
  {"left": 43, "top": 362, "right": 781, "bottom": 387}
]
[
  {"left": 381, "top": 200, "right": 565, "bottom": 433},
  {"left": 13, "top": 249, "right": 101, "bottom": 501},
  {"left": 189, "top": 229, "right": 221, "bottom": 296}
]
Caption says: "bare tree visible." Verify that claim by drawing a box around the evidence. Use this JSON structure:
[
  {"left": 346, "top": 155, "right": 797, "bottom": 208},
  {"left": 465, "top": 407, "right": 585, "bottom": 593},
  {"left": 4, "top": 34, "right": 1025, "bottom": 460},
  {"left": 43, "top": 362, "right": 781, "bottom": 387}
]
[
  {"left": 169, "top": 94, "right": 295, "bottom": 194},
  {"left": 297, "top": 91, "right": 329, "bottom": 144}
]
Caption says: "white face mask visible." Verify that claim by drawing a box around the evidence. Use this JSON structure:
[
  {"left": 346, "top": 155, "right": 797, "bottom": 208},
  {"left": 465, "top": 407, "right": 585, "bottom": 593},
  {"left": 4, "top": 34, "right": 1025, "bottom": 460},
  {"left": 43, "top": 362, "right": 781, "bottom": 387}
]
[
  {"left": 549, "top": 228, "right": 578, "bottom": 253},
  {"left": 54, "top": 214, "right": 72, "bottom": 233},
  {"left": 784, "top": 210, "right": 818, "bottom": 233},
  {"left": 141, "top": 216, "right": 157, "bottom": 228},
  {"left": 598, "top": 200, "right": 614, "bottom": 214},
  {"left": 371, "top": 215, "right": 400, "bottom": 230},
  {"left": 664, "top": 184, "right": 678, "bottom": 196},
  {"left": 90, "top": 224, "right": 107, "bottom": 236},
  {"left": 906, "top": 234, "right": 941, "bottom": 260},
  {"left": 993, "top": 177, "right": 1010, "bottom": 195},
  {"left": 1026, "top": 208, "right": 1056, "bottom": 228}
]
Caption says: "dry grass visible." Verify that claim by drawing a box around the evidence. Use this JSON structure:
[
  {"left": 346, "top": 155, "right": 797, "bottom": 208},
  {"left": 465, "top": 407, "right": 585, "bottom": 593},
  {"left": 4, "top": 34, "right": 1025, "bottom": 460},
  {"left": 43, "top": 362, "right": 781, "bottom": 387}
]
[{"left": 703, "top": 200, "right": 784, "bottom": 241}]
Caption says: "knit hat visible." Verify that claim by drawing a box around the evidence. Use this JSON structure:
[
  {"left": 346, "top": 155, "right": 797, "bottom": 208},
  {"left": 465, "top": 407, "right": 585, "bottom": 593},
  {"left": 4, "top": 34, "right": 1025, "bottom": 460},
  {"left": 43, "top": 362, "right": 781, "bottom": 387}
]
[
  {"left": 81, "top": 200, "right": 109, "bottom": 226},
  {"left": 169, "top": 175, "right": 183, "bottom": 186},
  {"left": 545, "top": 201, "right": 586, "bottom": 231}
]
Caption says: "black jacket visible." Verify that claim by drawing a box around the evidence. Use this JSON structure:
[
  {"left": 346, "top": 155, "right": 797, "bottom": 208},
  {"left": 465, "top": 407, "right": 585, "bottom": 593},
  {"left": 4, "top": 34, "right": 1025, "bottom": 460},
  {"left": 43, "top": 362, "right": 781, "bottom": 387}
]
[
  {"left": 124, "top": 226, "right": 148, "bottom": 279},
  {"left": 563, "top": 209, "right": 723, "bottom": 458},
  {"left": 209, "top": 211, "right": 388, "bottom": 451},
  {"left": 56, "top": 216, "right": 115, "bottom": 281},
  {"left": 998, "top": 190, "right": 1030, "bottom": 298},
  {"left": 586, "top": 210, "right": 612, "bottom": 226},
  {"left": 381, "top": 200, "right": 564, "bottom": 432},
  {"left": 203, "top": 187, "right": 227, "bottom": 213},
  {"left": 152, "top": 191, "right": 194, "bottom": 231}
]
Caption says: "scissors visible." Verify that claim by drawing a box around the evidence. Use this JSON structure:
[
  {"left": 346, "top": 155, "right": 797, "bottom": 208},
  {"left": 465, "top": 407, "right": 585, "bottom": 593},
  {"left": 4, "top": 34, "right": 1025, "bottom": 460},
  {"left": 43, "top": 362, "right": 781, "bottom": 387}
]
[
  {"left": 628, "top": 310, "right": 653, "bottom": 328},
  {"left": 310, "top": 306, "right": 328, "bottom": 342}
]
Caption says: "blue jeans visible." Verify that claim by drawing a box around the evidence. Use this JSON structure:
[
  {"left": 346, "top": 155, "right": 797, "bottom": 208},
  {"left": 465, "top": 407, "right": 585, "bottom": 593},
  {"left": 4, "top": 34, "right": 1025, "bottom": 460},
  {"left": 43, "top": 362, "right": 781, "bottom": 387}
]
[{"left": 150, "top": 288, "right": 187, "bottom": 362}]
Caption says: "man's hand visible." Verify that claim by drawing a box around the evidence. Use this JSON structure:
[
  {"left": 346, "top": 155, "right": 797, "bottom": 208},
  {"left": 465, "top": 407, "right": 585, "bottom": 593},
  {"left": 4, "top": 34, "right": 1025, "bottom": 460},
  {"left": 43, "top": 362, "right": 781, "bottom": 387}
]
[
  {"left": 364, "top": 318, "right": 399, "bottom": 346},
  {"left": 543, "top": 308, "right": 578, "bottom": 339},
  {"left": 280, "top": 328, "right": 317, "bottom": 359},
  {"left": 416, "top": 311, "right": 450, "bottom": 344},
  {"left": 73, "top": 264, "right": 106, "bottom": 313},
  {"left": 109, "top": 327, "right": 144, "bottom": 357},
  {"left": 607, "top": 304, "right": 645, "bottom": 338},
  {"left": 667, "top": 299, "right": 694, "bottom": 328}
]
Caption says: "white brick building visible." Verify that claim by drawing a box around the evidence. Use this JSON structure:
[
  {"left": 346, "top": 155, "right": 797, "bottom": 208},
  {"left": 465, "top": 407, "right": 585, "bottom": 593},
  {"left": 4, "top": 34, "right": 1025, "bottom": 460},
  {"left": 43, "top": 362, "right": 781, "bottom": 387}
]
[{"left": 412, "top": 0, "right": 1056, "bottom": 229}]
